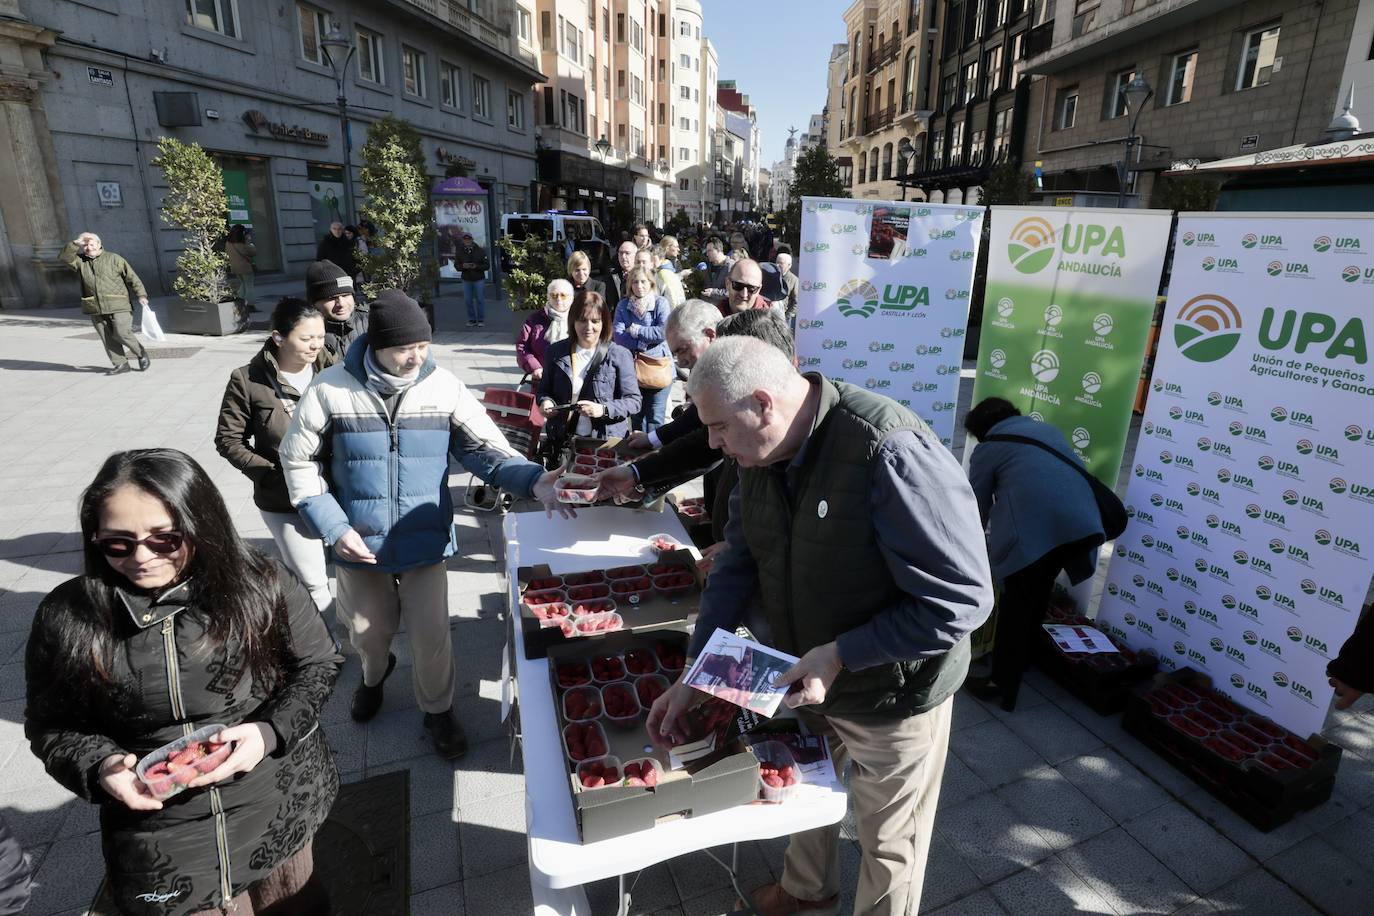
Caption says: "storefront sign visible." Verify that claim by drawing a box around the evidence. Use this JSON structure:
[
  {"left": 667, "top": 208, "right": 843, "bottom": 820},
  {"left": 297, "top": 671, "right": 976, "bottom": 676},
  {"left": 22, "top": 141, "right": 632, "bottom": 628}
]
[
  {"left": 222, "top": 170, "right": 253, "bottom": 227},
  {"left": 972, "top": 206, "right": 1172, "bottom": 483},
  {"left": 435, "top": 197, "right": 489, "bottom": 281},
  {"left": 241, "top": 109, "right": 328, "bottom": 146},
  {"left": 796, "top": 197, "right": 984, "bottom": 448},
  {"left": 1097, "top": 212, "right": 1374, "bottom": 736}
]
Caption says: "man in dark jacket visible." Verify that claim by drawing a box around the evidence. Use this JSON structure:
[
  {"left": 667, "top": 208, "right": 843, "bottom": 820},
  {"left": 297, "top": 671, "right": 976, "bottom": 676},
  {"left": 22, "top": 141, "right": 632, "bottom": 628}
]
[
  {"left": 1330, "top": 610, "right": 1373, "bottom": 709},
  {"left": 315, "top": 221, "right": 358, "bottom": 278},
  {"left": 605, "top": 240, "right": 638, "bottom": 305},
  {"left": 647, "top": 337, "right": 993, "bottom": 916},
  {"left": 307, "top": 259, "right": 368, "bottom": 361},
  {"left": 59, "top": 233, "right": 150, "bottom": 375},
  {"left": 455, "top": 232, "right": 490, "bottom": 327}
]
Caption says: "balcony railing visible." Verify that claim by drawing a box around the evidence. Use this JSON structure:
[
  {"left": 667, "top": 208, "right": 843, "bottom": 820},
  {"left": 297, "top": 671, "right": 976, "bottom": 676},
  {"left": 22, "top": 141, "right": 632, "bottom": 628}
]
[
  {"left": 866, "top": 38, "right": 899, "bottom": 72},
  {"left": 398, "top": 0, "right": 532, "bottom": 64},
  {"left": 863, "top": 103, "right": 897, "bottom": 134}
]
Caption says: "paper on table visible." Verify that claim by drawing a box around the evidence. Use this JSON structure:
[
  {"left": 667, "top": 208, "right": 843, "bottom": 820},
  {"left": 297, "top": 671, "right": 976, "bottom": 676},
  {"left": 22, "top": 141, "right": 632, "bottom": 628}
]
[{"left": 1042, "top": 624, "right": 1119, "bottom": 655}]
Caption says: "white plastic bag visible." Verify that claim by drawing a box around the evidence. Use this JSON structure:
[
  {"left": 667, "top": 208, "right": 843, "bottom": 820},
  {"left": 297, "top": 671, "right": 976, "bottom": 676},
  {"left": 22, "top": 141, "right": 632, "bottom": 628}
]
[{"left": 140, "top": 303, "right": 167, "bottom": 342}]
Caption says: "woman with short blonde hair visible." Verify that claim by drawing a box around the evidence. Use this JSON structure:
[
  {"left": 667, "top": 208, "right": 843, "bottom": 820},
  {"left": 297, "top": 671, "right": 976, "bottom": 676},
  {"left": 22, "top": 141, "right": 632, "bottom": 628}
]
[{"left": 566, "top": 249, "right": 605, "bottom": 298}]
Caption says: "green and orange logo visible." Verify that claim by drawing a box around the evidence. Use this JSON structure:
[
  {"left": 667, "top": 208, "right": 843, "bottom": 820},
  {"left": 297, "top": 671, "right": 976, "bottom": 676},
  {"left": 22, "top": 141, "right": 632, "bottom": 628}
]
[
  {"left": 1174, "top": 294, "right": 1243, "bottom": 362},
  {"left": 1007, "top": 216, "right": 1057, "bottom": 274},
  {"left": 835, "top": 279, "right": 879, "bottom": 318}
]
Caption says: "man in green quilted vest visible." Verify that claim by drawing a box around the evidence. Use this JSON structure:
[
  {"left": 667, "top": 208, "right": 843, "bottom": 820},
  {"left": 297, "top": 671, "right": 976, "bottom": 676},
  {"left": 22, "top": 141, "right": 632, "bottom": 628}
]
[
  {"left": 58, "top": 232, "right": 150, "bottom": 375},
  {"left": 647, "top": 337, "right": 993, "bottom": 916}
]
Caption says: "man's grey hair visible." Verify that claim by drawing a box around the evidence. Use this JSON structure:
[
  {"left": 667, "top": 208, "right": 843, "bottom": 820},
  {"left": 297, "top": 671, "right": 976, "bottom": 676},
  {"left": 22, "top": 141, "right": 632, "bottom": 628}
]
[
  {"left": 688, "top": 336, "right": 798, "bottom": 405},
  {"left": 547, "top": 278, "right": 573, "bottom": 297},
  {"left": 667, "top": 298, "right": 721, "bottom": 343},
  {"left": 717, "top": 308, "right": 795, "bottom": 359},
  {"left": 79, "top": 232, "right": 101, "bottom": 244}
]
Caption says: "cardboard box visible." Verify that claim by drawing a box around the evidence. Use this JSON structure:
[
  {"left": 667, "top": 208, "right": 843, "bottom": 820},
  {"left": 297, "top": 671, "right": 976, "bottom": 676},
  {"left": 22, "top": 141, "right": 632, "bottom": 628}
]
[
  {"left": 547, "top": 629, "right": 762, "bottom": 843},
  {"left": 1122, "top": 668, "right": 1342, "bottom": 831},
  {"left": 1032, "top": 607, "right": 1159, "bottom": 715},
  {"left": 516, "top": 552, "right": 702, "bottom": 659}
]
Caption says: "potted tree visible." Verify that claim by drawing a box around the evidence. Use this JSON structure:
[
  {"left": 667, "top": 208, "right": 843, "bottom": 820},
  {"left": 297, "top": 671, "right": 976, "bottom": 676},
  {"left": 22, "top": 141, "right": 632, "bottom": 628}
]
[
  {"left": 357, "top": 116, "right": 438, "bottom": 324},
  {"left": 152, "top": 137, "right": 241, "bottom": 335}
]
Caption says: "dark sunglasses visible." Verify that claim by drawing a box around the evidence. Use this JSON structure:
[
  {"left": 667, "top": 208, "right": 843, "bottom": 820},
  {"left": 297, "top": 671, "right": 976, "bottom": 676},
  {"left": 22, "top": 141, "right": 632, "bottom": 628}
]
[
  {"left": 93, "top": 531, "right": 185, "bottom": 558},
  {"left": 730, "top": 281, "right": 760, "bottom": 294}
]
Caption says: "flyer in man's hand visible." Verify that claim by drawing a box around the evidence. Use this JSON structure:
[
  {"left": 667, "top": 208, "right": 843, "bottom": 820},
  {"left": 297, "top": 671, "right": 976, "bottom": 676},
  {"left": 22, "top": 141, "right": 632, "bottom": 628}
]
[{"left": 682, "top": 628, "right": 801, "bottom": 718}]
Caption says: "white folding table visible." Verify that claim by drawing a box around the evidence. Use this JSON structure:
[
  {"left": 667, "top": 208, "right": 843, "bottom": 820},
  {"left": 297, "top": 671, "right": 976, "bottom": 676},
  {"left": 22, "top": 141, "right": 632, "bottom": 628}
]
[{"left": 502, "top": 507, "right": 848, "bottom": 916}]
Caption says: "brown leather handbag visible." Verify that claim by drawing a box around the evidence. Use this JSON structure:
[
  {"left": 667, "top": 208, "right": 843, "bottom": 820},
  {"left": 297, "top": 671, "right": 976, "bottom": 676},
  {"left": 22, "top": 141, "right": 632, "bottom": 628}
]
[{"left": 633, "top": 352, "right": 674, "bottom": 390}]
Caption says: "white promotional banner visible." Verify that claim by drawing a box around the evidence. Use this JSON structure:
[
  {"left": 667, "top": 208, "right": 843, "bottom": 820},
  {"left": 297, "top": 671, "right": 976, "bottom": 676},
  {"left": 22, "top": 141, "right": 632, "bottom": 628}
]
[
  {"left": 1097, "top": 212, "right": 1374, "bottom": 737},
  {"left": 795, "top": 197, "right": 985, "bottom": 447}
]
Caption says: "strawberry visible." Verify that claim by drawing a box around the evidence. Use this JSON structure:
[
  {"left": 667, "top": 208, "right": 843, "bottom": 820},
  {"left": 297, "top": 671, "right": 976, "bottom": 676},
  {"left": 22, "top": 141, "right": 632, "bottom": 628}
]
[
  {"left": 625, "top": 650, "right": 656, "bottom": 675},
  {"left": 582, "top": 774, "right": 604, "bottom": 788},
  {"left": 643, "top": 766, "right": 658, "bottom": 787},
  {"left": 603, "top": 766, "right": 620, "bottom": 782},
  {"left": 145, "top": 762, "right": 171, "bottom": 780}
]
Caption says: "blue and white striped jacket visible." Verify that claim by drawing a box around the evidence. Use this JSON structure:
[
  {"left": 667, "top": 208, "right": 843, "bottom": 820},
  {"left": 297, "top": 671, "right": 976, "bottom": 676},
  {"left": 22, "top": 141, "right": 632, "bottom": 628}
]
[{"left": 280, "top": 337, "right": 543, "bottom": 571}]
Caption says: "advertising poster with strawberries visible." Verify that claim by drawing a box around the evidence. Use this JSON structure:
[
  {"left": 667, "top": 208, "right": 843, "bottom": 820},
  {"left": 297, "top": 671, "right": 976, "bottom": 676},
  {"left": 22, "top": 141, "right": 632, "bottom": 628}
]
[
  {"left": 795, "top": 197, "right": 984, "bottom": 448},
  {"left": 971, "top": 206, "right": 1173, "bottom": 484},
  {"left": 1097, "top": 213, "right": 1374, "bottom": 736}
]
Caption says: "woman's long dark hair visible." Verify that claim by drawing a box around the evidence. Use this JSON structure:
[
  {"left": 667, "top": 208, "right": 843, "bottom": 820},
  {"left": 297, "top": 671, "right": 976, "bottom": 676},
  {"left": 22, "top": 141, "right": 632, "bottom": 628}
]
[{"left": 66, "top": 448, "right": 288, "bottom": 692}]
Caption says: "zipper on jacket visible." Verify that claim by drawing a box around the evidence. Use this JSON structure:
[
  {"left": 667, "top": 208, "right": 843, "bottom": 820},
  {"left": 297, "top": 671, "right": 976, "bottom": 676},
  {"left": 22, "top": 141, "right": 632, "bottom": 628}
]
[{"left": 161, "top": 617, "right": 234, "bottom": 906}]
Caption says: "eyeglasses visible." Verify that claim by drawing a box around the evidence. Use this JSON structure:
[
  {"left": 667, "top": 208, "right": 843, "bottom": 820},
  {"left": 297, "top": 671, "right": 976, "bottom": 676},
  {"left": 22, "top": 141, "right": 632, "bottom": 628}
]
[
  {"left": 730, "top": 281, "right": 760, "bottom": 294},
  {"left": 93, "top": 531, "right": 185, "bottom": 558}
]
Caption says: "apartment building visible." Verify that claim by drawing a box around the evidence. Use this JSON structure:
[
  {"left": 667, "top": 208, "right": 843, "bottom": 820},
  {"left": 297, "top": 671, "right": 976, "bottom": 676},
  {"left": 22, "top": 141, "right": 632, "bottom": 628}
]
[
  {"left": 1022, "top": 0, "right": 1359, "bottom": 207},
  {"left": 664, "top": 0, "right": 718, "bottom": 225},
  {"left": 716, "top": 79, "right": 761, "bottom": 217},
  {"left": 906, "top": 0, "right": 1040, "bottom": 204},
  {"left": 838, "top": 0, "right": 938, "bottom": 200},
  {"left": 823, "top": 41, "right": 851, "bottom": 154},
  {"left": 1, "top": 0, "right": 544, "bottom": 305}
]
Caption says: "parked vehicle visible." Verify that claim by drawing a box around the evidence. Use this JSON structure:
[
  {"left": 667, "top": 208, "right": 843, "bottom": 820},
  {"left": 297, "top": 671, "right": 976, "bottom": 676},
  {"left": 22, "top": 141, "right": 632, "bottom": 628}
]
[{"left": 500, "top": 212, "right": 612, "bottom": 272}]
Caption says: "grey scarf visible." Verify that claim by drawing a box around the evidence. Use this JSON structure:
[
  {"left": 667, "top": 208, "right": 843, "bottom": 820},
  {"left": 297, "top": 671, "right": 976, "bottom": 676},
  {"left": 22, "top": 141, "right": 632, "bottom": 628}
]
[{"left": 364, "top": 348, "right": 418, "bottom": 398}]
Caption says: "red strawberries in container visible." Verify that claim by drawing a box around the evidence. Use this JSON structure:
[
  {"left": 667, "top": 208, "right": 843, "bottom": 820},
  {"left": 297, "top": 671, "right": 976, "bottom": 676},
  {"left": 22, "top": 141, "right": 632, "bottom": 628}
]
[
  {"left": 625, "top": 649, "right": 658, "bottom": 675},
  {"left": 557, "top": 661, "right": 592, "bottom": 688},
  {"left": 564, "top": 722, "right": 608, "bottom": 762},
  {"left": 591, "top": 655, "right": 626, "bottom": 683},
  {"left": 605, "top": 565, "right": 645, "bottom": 580},
  {"left": 600, "top": 683, "right": 640, "bottom": 729},
  {"left": 751, "top": 740, "right": 803, "bottom": 802},
  {"left": 137, "top": 726, "right": 235, "bottom": 800},
  {"left": 563, "top": 686, "right": 602, "bottom": 721},
  {"left": 635, "top": 674, "right": 669, "bottom": 708},
  {"left": 526, "top": 577, "right": 562, "bottom": 592},
  {"left": 567, "top": 583, "right": 611, "bottom": 601},
  {"left": 573, "top": 612, "right": 622, "bottom": 635},
  {"left": 563, "top": 571, "right": 606, "bottom": 587},
  {"left": 623, "top": 759, "right": 660, "bottom": 788},
  {"left": 577, "top": 757, "right": 621, "bottom": 789},
  {"left": 653, "top": 641, "right": 685, "bottom": 673}
]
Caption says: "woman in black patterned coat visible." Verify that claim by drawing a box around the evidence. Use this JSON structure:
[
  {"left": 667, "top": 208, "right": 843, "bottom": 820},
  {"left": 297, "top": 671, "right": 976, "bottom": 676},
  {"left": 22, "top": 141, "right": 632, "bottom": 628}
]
[{"left": 24, "top": 449, "right": 342, "bottom": 915}]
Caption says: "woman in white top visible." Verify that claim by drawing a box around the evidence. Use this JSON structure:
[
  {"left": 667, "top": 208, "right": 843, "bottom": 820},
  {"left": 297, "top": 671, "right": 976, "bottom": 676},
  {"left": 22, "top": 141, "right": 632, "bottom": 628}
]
[
  {"left": 537, "top": 291, "right": 642, "bottom": 449},
  {"left": 215, "top": 297, "right": 336, "bottom": 612}
]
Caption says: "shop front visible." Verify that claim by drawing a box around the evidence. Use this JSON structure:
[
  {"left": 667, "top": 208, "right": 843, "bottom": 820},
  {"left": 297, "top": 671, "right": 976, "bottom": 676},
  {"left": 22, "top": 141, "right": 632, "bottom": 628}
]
[
  {"left": 214, "top": 153, "right": 282, "bottom": 273},
  {"left": 536, "top": 149, "right": 634, "bottom": 228}
]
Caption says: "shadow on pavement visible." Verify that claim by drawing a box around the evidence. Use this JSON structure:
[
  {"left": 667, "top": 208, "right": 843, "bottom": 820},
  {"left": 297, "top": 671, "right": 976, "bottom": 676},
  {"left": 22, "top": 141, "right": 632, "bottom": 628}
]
[{"left": 0, "top": 359, "right": 107, "bottom": 374}]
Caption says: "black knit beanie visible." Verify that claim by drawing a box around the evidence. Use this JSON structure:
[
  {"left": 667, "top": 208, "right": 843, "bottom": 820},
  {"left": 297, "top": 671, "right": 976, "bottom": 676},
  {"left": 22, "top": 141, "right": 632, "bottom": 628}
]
[
  {"left": 306, "top": 260, "right": 353, "bottom": 302},
  {"left": 368, "top": 289, "right": 432, "bottom": 350}
]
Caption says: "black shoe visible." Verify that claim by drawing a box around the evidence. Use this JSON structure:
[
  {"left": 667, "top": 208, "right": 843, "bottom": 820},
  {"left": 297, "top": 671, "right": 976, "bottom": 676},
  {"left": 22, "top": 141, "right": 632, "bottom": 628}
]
[
  {"left": 106, "top": 363, "right": 131, "bottom": 376},
  {"left": 351, "top": 652, "right": 397, "bottom": 722},
  {"left": 138, "top": 354, "right": 151, "bottom": 371},
  {"left": 964, "top": 675, "right": 1018, "bottom": 712},
  {"left": 423, "top": 710, "right": 469, "bottom": 759}
]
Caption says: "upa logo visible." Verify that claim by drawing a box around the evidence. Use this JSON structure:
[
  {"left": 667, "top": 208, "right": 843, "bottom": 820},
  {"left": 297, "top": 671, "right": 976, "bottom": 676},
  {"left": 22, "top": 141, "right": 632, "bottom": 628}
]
[
  {"left": 1205, "top": 513, "right": 1219, "bottom": 528},
  {"left": 989, "top": 349, "right": 1008, "bottom": 370},
  {"left": 1242, "top": 233, "right": 1259, "bottom": 249},
  {"left": 1092, "top": 313, "right": 1114, "bottom": 336},
  {"left": 1082, "top": 371, "right": 1103, "bottom": 394},
  {"left": 1258, "top": 308, "right": 1369, "bottom": 363},
  {"left": 1258, "top": 455, "right": 1275, "bottom": 472},
  {"left": 1174, "top": 294, "right": 1243, "bottom": 362},
  {"left": 797, "top": 318, "right": 824, "bottom": 331},
  {"left": 1072, "top": 427, "right": 1092, "bottom": 450},
  {"left": 996, "top": 297, "right": 1015, "bottom": 319},
  {"left": 1268, "top": 537, "right": 1285, "bottom": 554},
  {"left": 1202, "top": 257, "right": 1217, "bottom": 271},
  {"left": 1193, "top": 557, "right": 1209, "bottom": 573},
  {"left": 835, "top": 279, "right": 879, "bottom": 318},
  {"left": 1296, "top": 439, "right": 1314, "bottom": 455},
  {"left": 820, "top": 338, "right": 848, "bottom": 350},
  {"left": 1030, "top": 349, "right": 1060, "bottom": 383},
  {"left": 868, "top": 341, "right": 894, "bottom": 352},
  {"left": 1266, "top": 260, "right": 1283, "bottom": 276},
  {"left": 1008, "top": 216, "right": 1057, "bottom": 273},
  {"left": 1044, "top": 304, "right": 1064, "bottom": 327},
  {"left": 1315, "top": 528, "right": 1332, "bottom": 546},
  {"left": 1346, "top": 424, "right": 1365, "bottom": 441},
  {"left": 1160, "top": 450, "right": 1174, "bottom": 465},
  {"left": 1330, "top": 476, "right": 1348, "bottom": 494},
  {"left": 1197, "top": 437, "right": 1212, "bottom": 452},
  {"left": 1315, "top": 235, "right": 1333, "bottom": 252},
  {"left": 1245, "top": 504, "right": 1262, "bottom": 519},
  {"left": 1343, "top": 265, "right": 1362, "bottom": 283}
]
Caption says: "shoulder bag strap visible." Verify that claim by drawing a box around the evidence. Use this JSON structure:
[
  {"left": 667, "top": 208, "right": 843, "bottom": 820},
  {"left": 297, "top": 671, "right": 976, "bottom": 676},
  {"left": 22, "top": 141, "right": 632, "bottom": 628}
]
[{"left": 982, "top": 433, "right": 1099, "bottom": 485}]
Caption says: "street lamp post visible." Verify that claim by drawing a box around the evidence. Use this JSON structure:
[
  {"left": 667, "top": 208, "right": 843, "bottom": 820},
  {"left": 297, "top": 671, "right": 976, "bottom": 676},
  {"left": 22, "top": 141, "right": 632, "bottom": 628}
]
[
  {"left": 1117, "top": 74, "right": 1153, "bottom": 209},
  {"left": 321, "top": 25, "right": 358, "bottom": 225},
  {"left": 897, "top": 137, "right": 916, "bottom": 201},
  {"left": 594, "top": 136, "right": 611, "bottom": 226}
]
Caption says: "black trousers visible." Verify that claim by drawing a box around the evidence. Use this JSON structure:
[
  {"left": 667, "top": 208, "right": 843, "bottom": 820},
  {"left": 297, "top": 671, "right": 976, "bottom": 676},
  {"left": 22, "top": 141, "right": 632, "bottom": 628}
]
[{"left": 990, "top": 539, "right": 1097, "bottom": 701}]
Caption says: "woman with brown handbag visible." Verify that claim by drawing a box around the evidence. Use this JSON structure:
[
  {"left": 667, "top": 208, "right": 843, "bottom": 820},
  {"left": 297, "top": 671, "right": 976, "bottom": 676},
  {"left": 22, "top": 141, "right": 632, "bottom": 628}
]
[{"left": 613, "top": 266, "right": 674, "bottom": 432}]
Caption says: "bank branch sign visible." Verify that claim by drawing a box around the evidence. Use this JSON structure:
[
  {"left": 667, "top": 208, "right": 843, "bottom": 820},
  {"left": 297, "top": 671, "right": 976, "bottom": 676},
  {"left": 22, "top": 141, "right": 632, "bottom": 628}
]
[
  {"left": 973, "top": 206, "right": 1173, "bottom": 482},
  {"left": 797, "top": 198, "right": 984, "bottom": 447},
  {"left": 1098, "top": 213, "right": 1374, "bottom": 737}
]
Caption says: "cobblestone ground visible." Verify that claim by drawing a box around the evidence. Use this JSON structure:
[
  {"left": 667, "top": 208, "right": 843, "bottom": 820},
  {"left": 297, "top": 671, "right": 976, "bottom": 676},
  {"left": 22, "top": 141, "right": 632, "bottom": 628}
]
[{"left": 0, "top": 297, "right": 1370, "bottom": 915}]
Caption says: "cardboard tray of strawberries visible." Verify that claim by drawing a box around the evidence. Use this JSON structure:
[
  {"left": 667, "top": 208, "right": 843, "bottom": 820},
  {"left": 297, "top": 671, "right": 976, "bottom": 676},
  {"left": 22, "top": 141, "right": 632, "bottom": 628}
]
[
  {"left": 1031, "top": 604, "right": 1160, "bottom": 715},
  {"left": 1122, "top": 668, "right": 1342, "bottom": 831},
  {"left": 517, "top": 550, "right": 703, "bottom": 659},
  {"left": 547, "top": 628, "right": 761, "bottom": 843},
  {"left": 667, "top": 495, "right": 714, "bottom": 550}
]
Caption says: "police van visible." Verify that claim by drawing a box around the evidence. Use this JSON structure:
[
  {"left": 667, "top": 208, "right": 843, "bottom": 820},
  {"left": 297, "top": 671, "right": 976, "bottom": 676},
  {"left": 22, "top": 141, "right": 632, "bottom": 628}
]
[{"left": 500, "top": 211, "right": 612, "bottom": 271}]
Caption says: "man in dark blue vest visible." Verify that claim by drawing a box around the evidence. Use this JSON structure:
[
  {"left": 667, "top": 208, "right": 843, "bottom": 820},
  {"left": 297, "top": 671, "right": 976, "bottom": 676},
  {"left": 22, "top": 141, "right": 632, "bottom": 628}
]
[{"left": 647, "top": 337, "right": 993, "bottom": 916}]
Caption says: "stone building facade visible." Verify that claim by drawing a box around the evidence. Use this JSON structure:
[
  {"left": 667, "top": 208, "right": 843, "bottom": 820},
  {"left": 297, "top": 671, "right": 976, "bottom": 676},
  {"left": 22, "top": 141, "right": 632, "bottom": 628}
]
[
  {"left": 0, "top": 0, "right": 543, "bottom": 306},
  {"left": 1022, "top": 0, "right": 1359, "bottom": 207}
]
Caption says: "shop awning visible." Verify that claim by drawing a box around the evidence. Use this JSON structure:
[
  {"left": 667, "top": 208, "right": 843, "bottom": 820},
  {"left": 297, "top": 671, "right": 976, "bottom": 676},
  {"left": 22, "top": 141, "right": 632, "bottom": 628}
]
[{"left": 1164, "top": 135, "right": 1374, "bottom": 177}]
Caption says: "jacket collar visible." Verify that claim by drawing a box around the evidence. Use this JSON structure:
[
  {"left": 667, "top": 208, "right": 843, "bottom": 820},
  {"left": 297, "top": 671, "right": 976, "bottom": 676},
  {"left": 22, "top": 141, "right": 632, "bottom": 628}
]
[
  {"left": 343, "top": 333, "right": 437, "bottom": 386},
  {"left": 782, "top": 373, "right": 834, "bottom": 474},
  {"left": 117, "top": 578, "right": 194, "bottom": 629}
]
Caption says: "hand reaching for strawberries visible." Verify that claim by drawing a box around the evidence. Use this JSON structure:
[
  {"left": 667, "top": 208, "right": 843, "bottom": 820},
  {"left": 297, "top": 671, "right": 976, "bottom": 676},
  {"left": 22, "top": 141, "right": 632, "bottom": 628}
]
[
  {"left": 98, "top": 753, "right": 163, "bottom": 811},
  {"left": 186, "top": 723, "right": 278, "bottom": 788}
]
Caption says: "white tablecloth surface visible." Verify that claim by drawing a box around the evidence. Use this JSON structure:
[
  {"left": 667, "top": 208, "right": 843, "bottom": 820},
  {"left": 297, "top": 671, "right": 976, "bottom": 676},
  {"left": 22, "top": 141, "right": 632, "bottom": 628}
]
[{"left": 503, "top": 507, "right": 848, "bottom": 915}]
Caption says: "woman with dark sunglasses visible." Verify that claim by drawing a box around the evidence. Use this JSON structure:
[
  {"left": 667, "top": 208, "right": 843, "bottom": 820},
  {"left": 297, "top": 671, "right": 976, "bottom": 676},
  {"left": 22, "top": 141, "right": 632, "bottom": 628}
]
[{"left": 24, "top": 449, "right": 341, "bottom": 915}]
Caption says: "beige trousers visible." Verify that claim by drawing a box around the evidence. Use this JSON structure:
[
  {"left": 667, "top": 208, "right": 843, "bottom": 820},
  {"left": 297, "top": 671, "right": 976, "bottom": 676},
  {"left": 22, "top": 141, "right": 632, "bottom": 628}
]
[
  {"left": 781, "top": 696, "right": 954, "bottom": 916},
  {"left": 335, "top": 561, "right": 454, "bottom": 713}
]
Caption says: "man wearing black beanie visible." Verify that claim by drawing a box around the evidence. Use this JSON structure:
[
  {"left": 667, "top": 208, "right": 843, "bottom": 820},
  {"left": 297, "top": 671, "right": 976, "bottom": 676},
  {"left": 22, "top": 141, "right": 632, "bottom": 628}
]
[
  {"left": 306, "top": 259, "right": 368, "bottom": 360},
  {"left": 281, "top": 288, "right": 570, "bottom": 758}
]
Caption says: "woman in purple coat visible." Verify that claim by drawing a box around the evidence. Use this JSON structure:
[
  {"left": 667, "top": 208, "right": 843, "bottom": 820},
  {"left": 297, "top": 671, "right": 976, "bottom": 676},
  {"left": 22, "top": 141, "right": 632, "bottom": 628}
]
[{"left": 516, "top": 279, "right": 573, "bottom": 383}]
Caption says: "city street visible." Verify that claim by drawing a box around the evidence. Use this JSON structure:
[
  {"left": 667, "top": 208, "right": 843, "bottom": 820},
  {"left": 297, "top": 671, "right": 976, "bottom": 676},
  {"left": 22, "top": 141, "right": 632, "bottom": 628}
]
[{"left": 1, "top": 296, "right": 1371, "bottom": 915}]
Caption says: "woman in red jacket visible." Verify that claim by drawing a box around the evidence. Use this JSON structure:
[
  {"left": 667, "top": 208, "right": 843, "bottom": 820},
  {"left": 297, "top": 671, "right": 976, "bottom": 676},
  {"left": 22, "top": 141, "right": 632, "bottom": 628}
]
[{"left": 516, "top": 278, "right": 572, "bottom": 384}]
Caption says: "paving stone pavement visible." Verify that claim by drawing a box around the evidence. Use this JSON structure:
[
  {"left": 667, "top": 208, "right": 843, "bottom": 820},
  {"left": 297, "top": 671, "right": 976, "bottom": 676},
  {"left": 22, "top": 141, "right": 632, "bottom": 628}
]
[{"left": 1, "top": 297, "right": 1371, "bottom": 916}]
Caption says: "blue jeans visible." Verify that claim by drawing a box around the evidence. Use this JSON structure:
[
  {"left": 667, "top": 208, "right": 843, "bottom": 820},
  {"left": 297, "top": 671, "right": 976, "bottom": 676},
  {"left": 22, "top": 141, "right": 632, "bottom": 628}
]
[
  {"left": 463, "top": 280, "right": 485, "bottom": 321},
  {"left": 637, "top": 383, "right": 672, "bottom": 433}
]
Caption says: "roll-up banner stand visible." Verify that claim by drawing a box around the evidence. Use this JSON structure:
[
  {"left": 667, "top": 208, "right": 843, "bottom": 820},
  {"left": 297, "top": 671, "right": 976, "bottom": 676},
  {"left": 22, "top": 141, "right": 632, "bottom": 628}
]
[
  {"left": 1097, "top": 212, "right": 1374, "bottom": 736},
  {"left": 795, "top": 198, "right": 985, "bottom": 448}
]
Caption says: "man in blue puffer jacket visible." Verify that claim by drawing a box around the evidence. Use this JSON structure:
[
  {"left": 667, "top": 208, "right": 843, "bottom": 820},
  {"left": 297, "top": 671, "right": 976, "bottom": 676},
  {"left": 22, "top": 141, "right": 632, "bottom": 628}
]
[{"left": 281, "top": 289, "right": 565, "bottom": 758}]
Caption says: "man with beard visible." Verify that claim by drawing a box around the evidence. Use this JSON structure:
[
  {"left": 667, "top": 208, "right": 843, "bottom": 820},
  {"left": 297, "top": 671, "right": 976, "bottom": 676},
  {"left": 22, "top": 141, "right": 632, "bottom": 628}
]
[{"left": 307, "top": 260, "right": 368, "bottom": 361}]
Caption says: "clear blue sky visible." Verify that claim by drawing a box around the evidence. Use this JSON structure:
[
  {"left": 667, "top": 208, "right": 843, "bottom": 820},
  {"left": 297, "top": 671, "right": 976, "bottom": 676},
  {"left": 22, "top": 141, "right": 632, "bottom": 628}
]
[{"left": 699, "top": 0, "right": 844, "bottom": 168}]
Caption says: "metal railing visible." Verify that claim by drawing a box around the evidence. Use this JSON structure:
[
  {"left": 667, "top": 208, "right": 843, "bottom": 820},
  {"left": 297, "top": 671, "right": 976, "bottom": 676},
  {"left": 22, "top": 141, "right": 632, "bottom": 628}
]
[
  {"left": 398, "top": 0, "right": 521, "bottom": 60},
  {"left": 867, "top": 38, "right": 899, "bottom": 71},
  {"left": 863, "top": 103, "right": 897, "bottom": 134}
]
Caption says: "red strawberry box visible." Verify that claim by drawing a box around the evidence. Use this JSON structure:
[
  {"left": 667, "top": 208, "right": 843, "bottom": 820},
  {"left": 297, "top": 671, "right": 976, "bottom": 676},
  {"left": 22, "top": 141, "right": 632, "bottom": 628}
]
[
  {"left": 136, "top": 724, "right": 234, "bottom": 800},
  {"left": 1124, "top": 668, "right": 1342, "bottom": 831},
  {"left": 546, "top": 630, "right": 761, "bottom": 843}
]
